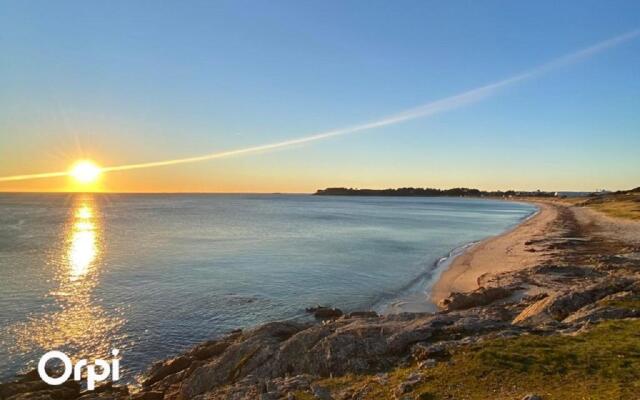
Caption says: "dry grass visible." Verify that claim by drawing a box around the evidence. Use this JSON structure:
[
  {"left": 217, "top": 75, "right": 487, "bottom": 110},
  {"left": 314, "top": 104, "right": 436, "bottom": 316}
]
[{"left": 563, "top": 192, "right": 640, "bottom": 221}]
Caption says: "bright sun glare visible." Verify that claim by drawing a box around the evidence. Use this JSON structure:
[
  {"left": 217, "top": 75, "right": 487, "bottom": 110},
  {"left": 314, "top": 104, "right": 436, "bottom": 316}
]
[{"left": 69, "top": 161, "right": 102, "bottom": 184}]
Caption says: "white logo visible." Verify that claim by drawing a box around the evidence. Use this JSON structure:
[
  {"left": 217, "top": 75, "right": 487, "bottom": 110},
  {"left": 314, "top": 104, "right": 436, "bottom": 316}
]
[{"left": 37, "top": 349, "right": 120, "bottom": 390}]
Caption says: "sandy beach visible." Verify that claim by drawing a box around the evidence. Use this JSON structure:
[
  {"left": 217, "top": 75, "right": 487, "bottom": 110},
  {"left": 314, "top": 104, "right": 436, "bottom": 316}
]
[
  {"left": 432, "top": 198, "right": 640, "bottom": 307},
  {"left": 378, "top": 200, "right": 550, "bottom": 314},
  {"left": 430, "top": 201, "right": 553, "bottom": 304}
]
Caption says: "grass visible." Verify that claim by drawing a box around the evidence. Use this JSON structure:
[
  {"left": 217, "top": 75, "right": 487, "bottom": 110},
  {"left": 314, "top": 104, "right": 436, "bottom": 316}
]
[
  {"left": 602, "top": 297, "right": 640, "bottom": 311},
  {"left": 564, "top": 193, "right": 640, "bottom": 221},
  {"left": 587, "top": 200, "right": 640, "bottom": 221},
  {"left": 294, "top": 320, "right": 640, "bottom": 400}
]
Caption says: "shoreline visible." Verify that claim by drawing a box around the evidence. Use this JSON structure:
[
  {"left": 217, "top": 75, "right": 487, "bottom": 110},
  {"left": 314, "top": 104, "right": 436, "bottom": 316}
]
[
  {"left": 430, "top": 200, "right": 554, "bottom": 306},
  {"left": 376, "top": 240, "right": 478, "bottom": 314},
  {"left": 380, "top": 199, "right": 542, "bottom": 314}
]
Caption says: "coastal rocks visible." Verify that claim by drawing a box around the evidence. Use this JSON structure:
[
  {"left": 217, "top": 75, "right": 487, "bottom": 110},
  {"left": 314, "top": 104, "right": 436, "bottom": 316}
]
[
  {"left": 177, "top": 313, "right": 465, "bottom": 399},
  {"left": 512, "top": 295, "right": 557, "bottom": 326},
  {"left": 411, "top": 342, "right": 451, "bottom": 362},
  {"left": 530, "top": 264, "right": 597, "bottom": 278},
  {"left": 5, "top": 388, "right": 79, "bottom": 400},
  {"left": 310, "top": 384, "right": 332, "bottom": 399},
  {"left": 179, "top": 321, "right": 307, "bottom": 398},
  {"left": 347, "top": 311, "right": 378, "bottom": 319},
  {"left": 306, "top": 306, "right": 344, "bottom": 320},
  {"left": 273, "top": 374, "right": 314, "bottom": 394},
  {"left": 562, "top": 291, "right": 640, "bottom": 324},
  {"left": 189, "top": 339, "right": 234, "bottom": 361},
  {"left": 144, "top": 356, "right": 192, "bottom": 387},
  {"left": 418, "top": 359, "right": 437, "bottom": 369},
  {"left": 174, "top": 374, "right": 316, "bottom": 400},
  {"left": 171, "top": 308, "right": 530, "bottom": 399},
  {"left": 394, "top": 372, "right": 424, "bottom": 397},
  {"left": 0, "top": 369, "right": 81, "bottom": 400},
  {"left": 513, "top": 277, "right": 636, "bottom": 326},
  {"left": 139, "top": 334, "right": 243, "bottom": 397},
  {"left": 130, "top": 391, "right": 164, "bottom": 400},
  {"left": 438, "top": 287, "right": 513, "bottom": 311},
  {"left": 0, "top": 370, "right": 130, "bottom": 400}
]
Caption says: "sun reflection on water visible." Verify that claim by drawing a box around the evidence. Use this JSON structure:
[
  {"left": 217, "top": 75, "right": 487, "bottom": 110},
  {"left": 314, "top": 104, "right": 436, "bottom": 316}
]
[
  {"left": 9, "top": 195, "right": 125, "bottom": 368},
  {"left": 68, "top": 205, "right": 97, "bottom": 280}
]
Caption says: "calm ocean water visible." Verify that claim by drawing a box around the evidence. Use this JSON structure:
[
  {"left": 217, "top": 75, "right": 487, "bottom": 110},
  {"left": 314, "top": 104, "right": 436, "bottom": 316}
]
[{"left": 0, "top": 194, "right": 535, "bottom": 381}]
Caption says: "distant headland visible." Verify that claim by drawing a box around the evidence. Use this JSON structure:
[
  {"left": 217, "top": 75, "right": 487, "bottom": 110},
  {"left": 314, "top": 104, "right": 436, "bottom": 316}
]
[{"left": 314, "top": 187, "right": 558, "bottom": 198}]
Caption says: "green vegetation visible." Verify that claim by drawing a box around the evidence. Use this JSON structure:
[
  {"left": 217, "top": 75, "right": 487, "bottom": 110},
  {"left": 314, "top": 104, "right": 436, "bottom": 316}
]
[
  {"left": 602, "top": 296, "right": 640, "bottom": 311},
  {"left": 298, "top": 320, "right": 640, "bottom": 400}
]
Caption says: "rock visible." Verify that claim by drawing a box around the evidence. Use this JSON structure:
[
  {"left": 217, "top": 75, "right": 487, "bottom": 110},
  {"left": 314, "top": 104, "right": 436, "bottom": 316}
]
[
  {"left": 143, "top": 355, "right": 192, "bottom": 386},
  {"left": 75, "top": 383, "right": 129, "bottom": 399},
  {"left": 179, "top": 321, "right": 308, "bottom": 398},
  {"left": 521, "top": 292, "right": 549, "bottom": 303},
  {"left": 76, "top": 393, "right": 126, "bottom": 400},
  {"left": 513, "top": 277, "right": 634, "bottom": 326},
  {"left": 76, "top": 385, "right": 129, "bottom": 400},
  {"left": 0, "top": 381, "right": 50, "bottom": 398},
  {"left": 521, "top": 394, "right": 543, "bottom": 400},
  {"left": 0, "top": 374, "right": 80, "bottom": 400},
  {"left": 189, "top": 340, "right": 232, "bottom": 360},
  {"left": 178, "top": 313, "right": 460, "bottom": 398},
  {"left": 512, "top": 294, "right": 557, "bottom": 326},
  {"left": 563, "top": 291, "right": 640, "bottom": 324},
  {"left": 306, "top": 306, "right": 344, "bottom": 320},
  {"left": 531, "top": 264, "right": 597, "bottom": 278},
  {"left": 14, "top": 369, "right": 42, "bottom": 382},
  {"left": 418, "top": 359, "right": 437, "bottom": 368},
  {"left": 271, "top": 374, "right": 313, "bottom": 393},
  {"left": 347, "top": 311, "right": 378, "bottom": 319},
  {"left": 5, "top": 387, "right": 78, "bottom": 400},
  {"left": 395, "top": 372, "right": 423, "bottom": 396},
  {"left": 411, "top": 342, "right": 449, "bottom": 361},
  {"left": 131, "top": 391, "right": 164, "bottom": 400},
  {"left": 375, "top": 372, "right": 389, "bottom": 385},
  {"left": 311, "top": 384, "right": 333, "bottom": 399},
  {"left": 439, "top": 287, "right": 513, "bottom": 311}
]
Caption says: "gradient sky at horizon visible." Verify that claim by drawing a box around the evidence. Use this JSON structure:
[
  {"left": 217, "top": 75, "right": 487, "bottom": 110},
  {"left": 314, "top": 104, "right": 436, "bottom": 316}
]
[{"left": 1, "top": 0, "right": 639, "bottom": 193}]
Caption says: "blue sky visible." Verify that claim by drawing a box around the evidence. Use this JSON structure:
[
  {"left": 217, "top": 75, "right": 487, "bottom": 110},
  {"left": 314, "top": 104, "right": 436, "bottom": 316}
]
[{"left": 0, "top": 0, "right": 639, "bottom": 192}]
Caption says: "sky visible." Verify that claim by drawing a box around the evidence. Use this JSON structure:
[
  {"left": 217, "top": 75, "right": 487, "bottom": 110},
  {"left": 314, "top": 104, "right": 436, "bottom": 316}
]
[{"left": 0, "top": 0, "right": 639, "bottom": 193}]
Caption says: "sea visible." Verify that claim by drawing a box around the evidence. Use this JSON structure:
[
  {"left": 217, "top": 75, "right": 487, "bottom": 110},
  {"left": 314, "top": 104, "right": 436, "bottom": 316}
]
[{"left": 0, "top": 193, "right": 536, "bottom": 381}]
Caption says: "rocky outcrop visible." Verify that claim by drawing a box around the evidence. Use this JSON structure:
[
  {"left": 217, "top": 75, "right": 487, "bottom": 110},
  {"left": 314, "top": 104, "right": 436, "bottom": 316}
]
[
  {"left": 118, "top": 308, "right": 525, "bottom": 399},
  {"left": 513, "top": 277, "right": 635, "bottom": 326},
  {"left": 0, "top": 370, "right": 127, "bottom": 400},
  {"left": 562, "top": 291, "right": 640, "bottom": 324},
  {"left": 305, "top": 306, "right": 344, "bottom": 320},
  {"left": 439, "top": 286, "right": 513, "bottom": 311}
]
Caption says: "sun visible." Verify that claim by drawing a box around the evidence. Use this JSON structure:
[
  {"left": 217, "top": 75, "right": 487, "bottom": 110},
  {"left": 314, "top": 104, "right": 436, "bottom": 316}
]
[{"left": 69, "top": 160, "right": 102, "bottom": 184}]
